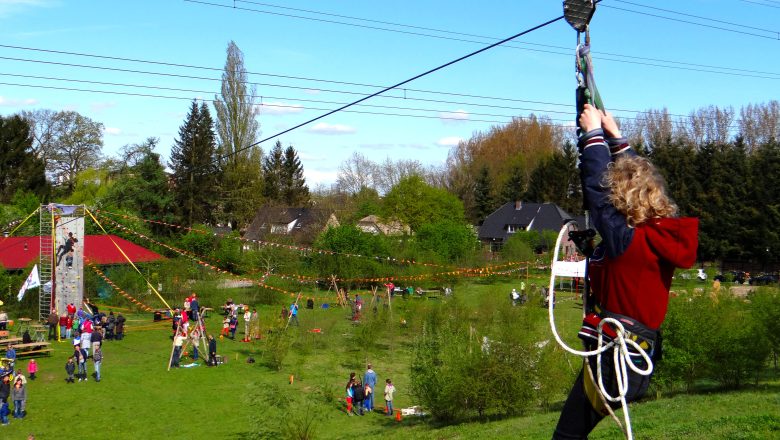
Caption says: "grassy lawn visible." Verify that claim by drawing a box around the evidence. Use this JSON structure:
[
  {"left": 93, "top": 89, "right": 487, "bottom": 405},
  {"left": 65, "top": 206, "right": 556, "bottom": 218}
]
[{"left": 2, "top": 276, "right": 778, "bottom": 439}]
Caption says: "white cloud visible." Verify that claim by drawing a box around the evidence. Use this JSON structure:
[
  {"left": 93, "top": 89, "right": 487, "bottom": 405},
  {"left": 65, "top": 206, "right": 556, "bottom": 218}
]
[
  {"left": 91, "top": 101, "right": 115, "bottom": 112},
  {"left": 0, "top": 96, "right": 38, "bottom": 107},
  {"left": 439, "top": 109, "right": 470, "bottom": 124},
  {"left": 257, "top": 102, "right": 304, "bottom": 116},
  {"left": 105, "top": 127, "right": 121, "bottom": 135},
  {"left": 436, "top": 136, "right": 462, "bottom": 147},
  {"left": 307, "top": 122, "right": 356, "bottom": 135}
]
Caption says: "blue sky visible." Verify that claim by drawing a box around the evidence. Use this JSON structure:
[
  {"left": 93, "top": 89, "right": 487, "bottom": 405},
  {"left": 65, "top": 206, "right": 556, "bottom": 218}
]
[{"left": 1, "top": 0, "right": 779, "bottom": 188}]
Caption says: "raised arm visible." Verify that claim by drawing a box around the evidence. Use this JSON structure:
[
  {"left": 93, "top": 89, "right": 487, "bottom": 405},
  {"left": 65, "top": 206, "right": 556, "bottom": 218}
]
[{"left": 578, "top": 105, "right": 635, "bottom": 258}]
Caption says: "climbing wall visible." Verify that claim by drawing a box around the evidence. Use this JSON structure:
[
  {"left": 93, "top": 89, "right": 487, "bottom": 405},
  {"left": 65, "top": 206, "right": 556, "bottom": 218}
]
[{"left": 52, "top": 206, "right": 85, "bottom": 315}]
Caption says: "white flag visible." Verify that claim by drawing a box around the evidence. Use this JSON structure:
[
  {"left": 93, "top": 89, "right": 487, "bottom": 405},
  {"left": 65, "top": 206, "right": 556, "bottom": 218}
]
[{"left": 17, "top": 264, "right": 41, "bottom": 302}]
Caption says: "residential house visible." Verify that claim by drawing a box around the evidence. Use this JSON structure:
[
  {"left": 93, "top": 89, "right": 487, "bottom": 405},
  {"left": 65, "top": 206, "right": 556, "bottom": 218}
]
[
  {"left": 243, "top": 206, "right": 339, "bottom": 246},
  {"left": 478, "top": 201, "right": 582, "bottom": 254},
  {"left": 356, "top": 215, "right": 410, "bottom": 236}
]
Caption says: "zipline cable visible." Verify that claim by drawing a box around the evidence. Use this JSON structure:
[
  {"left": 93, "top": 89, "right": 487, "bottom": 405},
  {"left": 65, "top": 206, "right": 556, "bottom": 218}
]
[{"left": 205, "top": 13, "right": 568, "bottom": 165}]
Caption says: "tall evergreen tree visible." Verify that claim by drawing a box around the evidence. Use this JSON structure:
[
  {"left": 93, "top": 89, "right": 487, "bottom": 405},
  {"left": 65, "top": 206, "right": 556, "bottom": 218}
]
[
  {"left": 473, "top": 166, "right": 494, "bottom": 222},
  {"left": 282, "top": 145, "right": 309, "bottom": 206},
  {"left": 169, "top": 101, "right": 219, "bottom": 226},
  {"left": 214, "top": 41, "right": 263, "bottom": 230},
  {"left": 0, "top": 115, "right": 48, "bottom": 203},
  {"left": 501, "top": 163, "right": 525, "bottom": 205},
  {"left": 262, "top": 141, "right": 284, "bottom": 203}
]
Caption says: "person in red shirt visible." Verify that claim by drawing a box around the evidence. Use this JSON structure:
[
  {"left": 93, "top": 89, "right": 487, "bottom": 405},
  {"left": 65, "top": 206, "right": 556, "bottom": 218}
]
[{"left": 553, "top": 105, "right": 698, "bottom": 439}]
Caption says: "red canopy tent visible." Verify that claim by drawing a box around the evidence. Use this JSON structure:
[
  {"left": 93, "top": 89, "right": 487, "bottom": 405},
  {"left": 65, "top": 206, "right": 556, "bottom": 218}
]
[{"left": 0, "top": 235, "right": 164, "bottom": 269}]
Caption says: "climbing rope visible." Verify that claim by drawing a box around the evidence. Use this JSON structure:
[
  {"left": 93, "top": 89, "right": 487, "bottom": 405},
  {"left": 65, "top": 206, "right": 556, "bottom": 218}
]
[{"left": 548, "top": 221, "right": 653, "bottom": 440}]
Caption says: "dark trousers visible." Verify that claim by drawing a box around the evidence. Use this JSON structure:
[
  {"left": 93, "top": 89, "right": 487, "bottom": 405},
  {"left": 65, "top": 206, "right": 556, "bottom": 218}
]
[
  {"left": 553, "top": 349, "right": 651, "bottom": 439},
  {"left": 48, "top": 324, "right": 57, "bottom": 340}
]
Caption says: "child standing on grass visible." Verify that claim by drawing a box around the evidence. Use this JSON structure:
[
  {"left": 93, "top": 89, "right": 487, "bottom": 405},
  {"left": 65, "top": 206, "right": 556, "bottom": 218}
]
[
  {"left": 351, "top": 380, "right": 365, "bottom": 416},
  {"left": 11, "top": 377, "right": 25, "bottom": 419},
  {"left": 229, "top": 315, "right": 238, "bottom": 339},
  {"left": 384, "top": 379, "right": 395, "bottom": 416},
  {"left": 221, "top": 316, "right": 230, "bottom": 337},
  {"left": 65, "top": 357, "right": 76, "bottom": 383},
  {"left": 345, "top": 372, "right": 356, "bottom": 416},
  {"left": 0, "top": 399, "right": 8, "bottom": 425},
  {"left": 27, "top": 360, "right": 37, "bottom": 381}
]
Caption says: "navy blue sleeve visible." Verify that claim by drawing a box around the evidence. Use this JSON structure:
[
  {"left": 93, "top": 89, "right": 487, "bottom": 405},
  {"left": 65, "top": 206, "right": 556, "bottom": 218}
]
[{"left": 578, "top": 129, "right": 635, "bottom": 258}]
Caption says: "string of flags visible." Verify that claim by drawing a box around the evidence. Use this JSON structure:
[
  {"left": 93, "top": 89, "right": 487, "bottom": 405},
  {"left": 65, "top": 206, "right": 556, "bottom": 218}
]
[
  {"left": 98, "top": 213, "right": 534, "bottom": 301},
  {"left": 97, "top": 209, "right": 462, "bottom": 270},
  {"left": 89, "top": 264, "right": 155, "bottom": 312},
  {"left": 98, "top": 214, "right": 305, "bottom": 299}
]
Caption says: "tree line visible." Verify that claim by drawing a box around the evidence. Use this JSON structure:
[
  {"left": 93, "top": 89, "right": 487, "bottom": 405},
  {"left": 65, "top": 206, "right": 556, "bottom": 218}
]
[{"left": 1, "top": 36, "right": 779, "bottom": 267}]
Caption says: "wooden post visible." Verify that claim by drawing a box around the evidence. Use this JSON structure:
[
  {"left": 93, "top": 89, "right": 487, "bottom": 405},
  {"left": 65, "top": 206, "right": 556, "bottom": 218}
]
[{"left": 368, "top": 286, "right": 378, "bottom": 309}]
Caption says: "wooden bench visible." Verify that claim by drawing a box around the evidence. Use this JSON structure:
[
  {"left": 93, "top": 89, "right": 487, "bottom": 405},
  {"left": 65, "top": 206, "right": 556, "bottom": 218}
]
[
  {"left": 10, "top": 342, "right": 52, "bottom": 357},
  {"left": 0, "top": 338, "right": 23, "bottom": 349}
]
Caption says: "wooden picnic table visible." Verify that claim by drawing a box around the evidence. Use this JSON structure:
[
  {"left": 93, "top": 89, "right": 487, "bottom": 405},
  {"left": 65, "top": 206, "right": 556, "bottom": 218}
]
[
  {"left": 10, "top": 341, "right": 52, "bottom": 357},
  {"left": 0, "top": 338, "right": 22, "bottom": 348}
]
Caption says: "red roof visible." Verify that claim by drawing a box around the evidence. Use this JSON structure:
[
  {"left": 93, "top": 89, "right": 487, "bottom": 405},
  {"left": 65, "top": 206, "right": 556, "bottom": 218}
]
[{"left": 0, "top": 235, "right": 164, "bottom": 270}]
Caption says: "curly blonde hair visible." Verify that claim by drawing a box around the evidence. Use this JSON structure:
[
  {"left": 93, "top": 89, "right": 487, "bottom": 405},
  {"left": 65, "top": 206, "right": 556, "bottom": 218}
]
[{"left": 604, "top": 155, "right": 678, "bottom": 226}]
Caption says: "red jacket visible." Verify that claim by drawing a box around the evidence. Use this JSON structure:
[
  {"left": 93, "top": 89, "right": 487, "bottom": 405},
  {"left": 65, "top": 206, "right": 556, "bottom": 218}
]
[
  {"left": 589, "top": 217, "right": 699, "bottom": 329},
  {"left": 578, "top": 129, "right": 699, "bottom": 330}
]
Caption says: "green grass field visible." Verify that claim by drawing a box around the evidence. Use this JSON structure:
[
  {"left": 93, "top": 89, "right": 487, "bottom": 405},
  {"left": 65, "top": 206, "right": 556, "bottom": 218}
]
[{"left": 3, "top": 278, "right": 779, "bottom": 439}]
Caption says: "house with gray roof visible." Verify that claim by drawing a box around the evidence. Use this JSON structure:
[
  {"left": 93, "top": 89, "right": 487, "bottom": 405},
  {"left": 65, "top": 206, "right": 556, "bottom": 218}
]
[
  {"left": 243, "top": 206, "right": 339, "bottom": 245},
  {"left": 478, "top": 201, "right": 581, "bottom": 252}
]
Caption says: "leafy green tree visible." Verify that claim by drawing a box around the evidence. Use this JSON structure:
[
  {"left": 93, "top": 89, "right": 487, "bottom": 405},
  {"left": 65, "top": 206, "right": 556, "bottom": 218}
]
[
  {"left": 0, "top": 115, "right": 48, "bottom": 203},
  {"left": 311, "top": 225, "right": 389, "bottom": 280},
  {"left": 282, "top": 145, "right": 309, "bottom": 206},
  {"left": 473, "top": 166, "right": 494, "bottom": 223},
  {"left": 214, "top": 40, "right": 263, "bottom": 230},
  {"left": 65, "top": 168, "right": 112, "bottom": 206},
  {"left": 107, "top": 138, "right": 174, "bottom": 233},
  {"left": 350, "top": 186, "right": 381, "bottom": 223},
  {"left": 501, "top": 232, "right": 535, "bottom": 262},
  {"left": 381, "top": 176, "right": 465, "bottom": 233},
  {"left": 169, "top": 101, "right": 219, "bottom": 226},
  {"left": 414, "top": 220, "right": 479, "bottom": 264}
]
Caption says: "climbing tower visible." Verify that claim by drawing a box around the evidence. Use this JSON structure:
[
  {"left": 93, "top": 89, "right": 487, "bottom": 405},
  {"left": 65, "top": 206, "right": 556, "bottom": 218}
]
[{"left": 40, "top": 204, "right": 85, "bottom": 320}]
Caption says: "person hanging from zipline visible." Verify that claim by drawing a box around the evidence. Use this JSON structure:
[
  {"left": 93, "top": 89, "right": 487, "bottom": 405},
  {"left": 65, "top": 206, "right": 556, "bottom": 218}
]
[
  {"left": 552, "top": 104, "right": 698, "bottom": 439},
  {"left": 56, "top": 232, "right": 79, "bottom": 266}
]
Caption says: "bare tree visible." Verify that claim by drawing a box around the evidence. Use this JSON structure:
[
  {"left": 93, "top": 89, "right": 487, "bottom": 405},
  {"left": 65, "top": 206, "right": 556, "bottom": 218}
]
[
  {"left": 739, "top": 101, "right": 780, "bottom": 151},
  {"left": 335, "top": 151, "right": 380, "bottom": 194},
  {"left": 49, "top": 111, "right": 103, "bottom": 190},
  {"left": 20, "top": 109, "right": 59, "bottom": 163}
]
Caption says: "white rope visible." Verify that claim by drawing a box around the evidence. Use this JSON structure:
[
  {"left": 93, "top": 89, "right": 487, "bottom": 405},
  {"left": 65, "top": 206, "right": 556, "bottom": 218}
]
[{"left": 548, "top": 221, "right": 654, "bottom": 440}]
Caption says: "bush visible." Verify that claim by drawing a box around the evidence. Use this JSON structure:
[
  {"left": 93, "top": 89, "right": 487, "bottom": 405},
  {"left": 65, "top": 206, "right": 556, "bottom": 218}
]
[
  {"left": 264, "top": 329, "right": 294, "bottom": 371},
  {"left": 409, "top": 297, "right": 540, "bottom": 421},
  {"left": 658, "top": 292, "right": 771, "bottom": 391}
]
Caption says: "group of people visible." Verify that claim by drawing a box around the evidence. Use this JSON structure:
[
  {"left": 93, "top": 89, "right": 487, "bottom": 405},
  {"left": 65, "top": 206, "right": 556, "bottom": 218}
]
[
  {"left": 0, "top": 369, "right": 29, "bottom": 425},
  {"left": 345, "top": 364, "right": 396, "bottom": 417},
  {"left": 220, "top": 302, "right": 260, "bottom": 340},
  {"left": 510, "top": 281, "right": 528, "bottom": 306},
  {"left": 56, "top": 303, "right": 126, "bottom": 343},
  {"left": 170, "top": 294, "right": 218, "bottom": 368}
]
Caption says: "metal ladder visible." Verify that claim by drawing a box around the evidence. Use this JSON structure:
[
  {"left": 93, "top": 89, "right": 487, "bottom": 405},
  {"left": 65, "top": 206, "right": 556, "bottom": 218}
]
[{"left": 38, "top": 205, "right": 54, "bottom": 321}]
